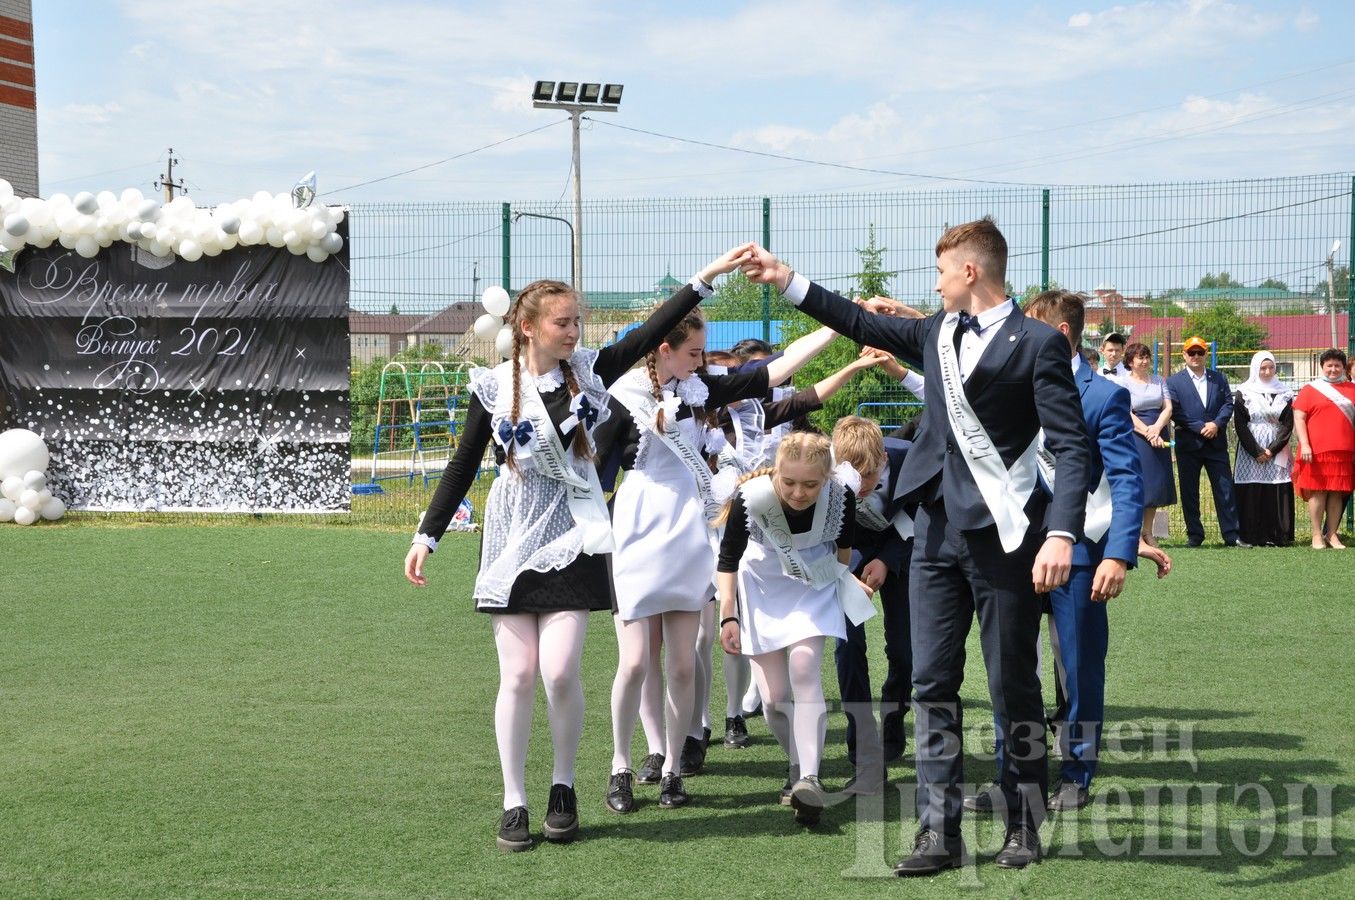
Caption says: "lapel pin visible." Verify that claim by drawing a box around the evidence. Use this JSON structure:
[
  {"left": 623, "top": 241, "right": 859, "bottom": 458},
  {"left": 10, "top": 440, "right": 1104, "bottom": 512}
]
[{"left": 1008, "top": 335, "right": 1016, "bottom": 342}]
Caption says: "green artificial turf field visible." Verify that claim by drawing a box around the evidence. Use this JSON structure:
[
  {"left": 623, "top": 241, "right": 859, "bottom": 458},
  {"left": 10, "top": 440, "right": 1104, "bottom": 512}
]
[{"left": 1, "top": 526, "right": 1350, "bottom": 898}]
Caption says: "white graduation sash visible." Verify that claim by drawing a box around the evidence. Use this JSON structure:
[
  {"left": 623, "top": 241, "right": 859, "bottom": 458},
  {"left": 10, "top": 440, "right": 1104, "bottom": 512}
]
[
  {"left": 518, "top": 372, "right": 615, "bottom": 555},
  {"left": 742, "top": 476, "right": 876, "bottom": 626},
  {"left": 937, "top": 318, "right": 1039, "bottom": 553},
  {"left": 1310, "top": 380, "right": 1355, "bottom": 428},
  {"left": 613, "top": 374, "right": 722, "bottom": 521},
  {"left": 1036, "top": 431, "right": 1112, "bottom": 544}
]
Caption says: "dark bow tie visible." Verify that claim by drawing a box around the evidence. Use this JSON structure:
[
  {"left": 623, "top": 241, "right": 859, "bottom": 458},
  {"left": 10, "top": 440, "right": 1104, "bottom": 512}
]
[
  {"left": 1102, "top": 368, "right": 1114, "bottom": 375},
  {"left": 574, "top": 395, "right": 599, "bottom": 429},
  {"left": 955, "top": 310, "right": 981, "bottom": 336},
  {"left": 497, "top": 419, "right": 534, "bottom": 447}
]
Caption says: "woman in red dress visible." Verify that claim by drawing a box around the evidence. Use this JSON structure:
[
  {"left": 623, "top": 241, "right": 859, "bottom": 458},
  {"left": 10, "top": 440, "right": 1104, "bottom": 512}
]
[{"left": 1292, "top": 349, "right": 1355, "bottom": 549}]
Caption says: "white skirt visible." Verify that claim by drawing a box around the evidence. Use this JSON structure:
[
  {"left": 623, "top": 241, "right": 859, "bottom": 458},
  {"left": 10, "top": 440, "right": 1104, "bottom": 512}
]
[
  {"left": 611, "top": 468, "right": 718, "bottom": 621},
  {"left": 736, "top": 539, "right": 847, "bottom": 656}
]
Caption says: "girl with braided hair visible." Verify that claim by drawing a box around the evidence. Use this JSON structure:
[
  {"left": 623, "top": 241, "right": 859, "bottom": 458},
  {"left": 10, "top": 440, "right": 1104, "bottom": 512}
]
[
  {"left": 603, "top": 314, "right": 835, "bottom": 812},
  {"left": 403, "top": 246, "right": 754, "bottom": 852},
  {"left": 714, "top": 432, "right": 869, "bottom": 826}
]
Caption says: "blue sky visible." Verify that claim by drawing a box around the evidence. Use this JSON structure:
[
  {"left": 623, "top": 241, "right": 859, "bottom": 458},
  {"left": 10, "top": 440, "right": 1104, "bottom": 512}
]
[{"left": 30, "top": 1, "right": 1355, "bottom": 206}]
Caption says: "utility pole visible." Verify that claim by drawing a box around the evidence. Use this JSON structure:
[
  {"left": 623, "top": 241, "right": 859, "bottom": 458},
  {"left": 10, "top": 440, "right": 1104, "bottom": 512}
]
[
  {"left": 472, "top": 261, "right": 480, "bottom": 306},
  {"left": 155, "top": 148, "right": 186, "bottom": 202},
  {"left": 1327, "top": 240, "right": 1342, "bottom": 349}
]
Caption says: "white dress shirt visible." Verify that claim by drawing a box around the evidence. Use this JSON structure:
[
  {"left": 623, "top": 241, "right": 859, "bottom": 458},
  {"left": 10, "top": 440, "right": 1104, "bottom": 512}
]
[
  {"left": 949, "top": 300, "right": 1014, "bottom": 380},
  {"left": 1187, "top": 368, "right": 1209, "bottom": 406}
]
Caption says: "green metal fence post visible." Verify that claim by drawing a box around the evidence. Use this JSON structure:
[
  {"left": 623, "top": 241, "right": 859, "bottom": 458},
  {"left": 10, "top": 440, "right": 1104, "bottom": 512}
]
[
  {"left": 1040, "top": 188, "right": 1050, "bottom": 292},
  {"left": 761, "top": 197, "right": 772, "bottom": 342},
  {"left": 501, "top": 203, "right": 511, "bottom": 290}
]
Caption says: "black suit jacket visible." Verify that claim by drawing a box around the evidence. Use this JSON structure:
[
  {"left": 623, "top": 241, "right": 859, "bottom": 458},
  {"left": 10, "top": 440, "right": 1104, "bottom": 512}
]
[
  {"left": 852, "top": 438, "right": 913, "bottom": 575},
  {"left": 797, "top": 281, "right": 1090, "bottom": 540}
]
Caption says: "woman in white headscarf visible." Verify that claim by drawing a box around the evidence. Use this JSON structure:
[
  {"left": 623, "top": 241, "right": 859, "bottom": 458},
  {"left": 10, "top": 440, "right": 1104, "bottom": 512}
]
[{"left": 1232, "top": 351, "right": 1295, "bottom": 546}]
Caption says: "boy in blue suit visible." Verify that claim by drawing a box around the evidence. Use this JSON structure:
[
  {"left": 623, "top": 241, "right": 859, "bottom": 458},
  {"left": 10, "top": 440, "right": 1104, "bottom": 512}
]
[{"left": 966, "top": 290, "right": 1144, "bottom": 813}]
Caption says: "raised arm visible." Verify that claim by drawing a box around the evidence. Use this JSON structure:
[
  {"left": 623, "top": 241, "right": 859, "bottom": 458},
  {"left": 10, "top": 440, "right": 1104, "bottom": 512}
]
[
  {"left": 807, "top": 353, "right": 879, "bottom": 405},
  {"left": 595, "top": 244, "right": 754, "bottom": 383},
  {"left": 742, "top": 244, "right": 930, "bottom": 363},
  {"left": 760, "top": 325, "right": 837, "bottom": 386}
]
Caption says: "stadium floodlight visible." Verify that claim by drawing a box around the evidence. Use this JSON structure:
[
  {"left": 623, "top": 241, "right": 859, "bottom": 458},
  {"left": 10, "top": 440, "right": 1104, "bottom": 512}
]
[{"left": 530, "top": 80, "right": 625, "bottom": 294}]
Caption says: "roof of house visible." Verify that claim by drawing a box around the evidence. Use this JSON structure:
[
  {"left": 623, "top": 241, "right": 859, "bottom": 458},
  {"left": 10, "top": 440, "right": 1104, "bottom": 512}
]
[{"left": 348, "top": 311, "right": 427, "bottom": 334}]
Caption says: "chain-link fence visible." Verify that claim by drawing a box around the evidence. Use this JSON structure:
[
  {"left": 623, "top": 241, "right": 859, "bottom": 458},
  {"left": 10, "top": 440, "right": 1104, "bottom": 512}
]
[{"left": 68, "top": 175, "right": 1355, "bottom": 537}]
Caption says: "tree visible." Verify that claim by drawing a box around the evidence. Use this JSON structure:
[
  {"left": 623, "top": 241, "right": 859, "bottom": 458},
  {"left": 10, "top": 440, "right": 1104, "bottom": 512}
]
[
  {"left": 1316, "top": 265, "right": 1351, "bottom": 308},
  {"left": 1197, "top": 272, "right": 1241, "bottom": 289},
  {"left": 390, "top": 303, "right": 401, "bottom": 315},
  {"left": 853, "top": 224, "right": 893, "bottom": 299},
  {"left": 1182, "top": 301, "right": 1267, "bottom": 370},
  {"left": 1016, "top": 279, "right": 1061, "bottom": 305},
  {"left": 704, "top": 269, "right": 768, "bottom": 321},
  {"left": 1258, "top": 278, "right": 1289, "bottom": 291}
]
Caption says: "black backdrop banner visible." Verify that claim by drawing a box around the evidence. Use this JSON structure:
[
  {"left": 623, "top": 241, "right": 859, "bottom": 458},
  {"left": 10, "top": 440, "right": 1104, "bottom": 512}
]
[{"left": 0, "top": 226, "right": 350, "bottom": 513}]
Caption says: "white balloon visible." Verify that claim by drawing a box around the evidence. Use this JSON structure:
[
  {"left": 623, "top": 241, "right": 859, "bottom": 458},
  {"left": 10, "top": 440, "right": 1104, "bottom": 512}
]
[
  {"left": 149, "top": 240, "right": 171, "bottom": 258},
  {"left": 39, "top": 497, "right": 65, "bottom": 521},
  {"left": 29, "top": 231, "right": 53, "bottom": 249},
  {"left": 125, "top": 222, "right": 143, "bottom": 240},
  {"left": 319, "top": 232, "right": 342, "bottom": 254},
  {"left": 238, "top": 221, "right": 263, "bottom": 245},
  {"left": 73, "top": 191, "right": 98, "bottom": 214},
  {"left": 220, "top": 232, "right": 239, "bottom": 250},
  {"left": 34, "top": 487, "right": 52, "bottom": 506},
  {"left": 18, "top": 487, "right": 41, "bottom": 511},
  {"left": 1, "top": 475, "right": 22, "bottom": 502},
  {"left": 0, "top": 498, "right": 14, "bottom": 522},
  {"left": 140, "top": 221, "right": 158, "bottom": 240},
  {"left": 0, "top": 178, "right": 12, "bottom": 203},
  {"left": 265, "top": 226, "right": 285, "bottom": 247},
  {"left": 24, "top": 199, "right": 50, "bottom": 227},
  {"left": 96, "top": 190, "right": 118, "bottom": 209},
  {"left": 4, "top": 213, "right": 29, "bottom": 237},
  {"left": 472, "top": 313, "right": 502, "bottom": 340},
  {"left": 281, "top": 228, "right": 299, "bottom": 247},
  {"left": 306, "top": 245, "right": 329, "bottom": 262},
  {"left": 219, "top": 214, "right": 241, "bottom": 235},
  {"left": 22, "top": 469, "right": 46, "bottom": 490},
  {"left": 482, "top": 285, "right": 511, "bottom": 317},
  {"left": 120, "top": 187, "right": 145, "bottom": 206},
  {"left": 136, "top": 199, "right": 160, "bottom": 221},
  {"left": 75, "top": 235, "right": 99, "bottom": 258},
  {"left": 252, "top": 190, "right": 272, "bottom": 206},
  {"left": 495, "top": 326, "right": 516, "bottom": 359},
  {"left": 0, "top": 230, "right": 22, "bottom": 251},
  {"left": 48, "top": 192, "right": 71, "bottom": 208},
  {"left": 13, "top": 505, "right": 36, "bottom": 525},
  {"left": 308, "top": 219, "right": 328, "bottom": 240},
  {"left": 0, "top": 429, "right": 48, "bottom": 478},
  {"left": 178, "top": 239, "right": 203, "bottom": 262},
  {"left": 57, "top": 232, "right": 78, "bottom": 250}
]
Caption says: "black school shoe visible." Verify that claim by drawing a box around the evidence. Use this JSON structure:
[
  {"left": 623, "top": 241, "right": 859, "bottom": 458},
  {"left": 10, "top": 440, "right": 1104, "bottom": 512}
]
[
  {"left": 893, "top": 829, "right": 965, "bottom": 876},
  {"left": 724, "top": 715, "right": 749, "bottom": 748},
  {"left": 679, "top": 735, "right": 706, "bottom": 776},
  {"left": 994, "top": 825, "right": 1042, "bottom": 868},
  {"left": 496, "top": 806, "right": 532, "bottom": 853},
  {"left": 658, "top": 773, "right": 689, "bottom": 808},
  {"left": 542, "top": 783, "right": 579, "bottom": 843},
  {"left": 606, "top": 770, "right": 635, "bottom": 814},
  {"left": 779, "top": 764, "right": 801, "bottom": 806},
  {"left": 962, "top": 782, "right": 1004, "bottom": 814},
  {"left": 636, "top": 752, "right": 664, "bottom": 784}
]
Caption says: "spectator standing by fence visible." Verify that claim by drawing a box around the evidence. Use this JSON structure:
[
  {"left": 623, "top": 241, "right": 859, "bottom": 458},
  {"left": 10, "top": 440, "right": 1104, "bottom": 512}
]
[
  {"left": 1232, "top": 351, "right": 1295, "bottom": 546},
  {"left": 1122, "top": 342, "right": 1175, "bottom": 545},
  {"left": 1167, "top": 336, "right": 1247, "bottom": 547},
  {"left": 1292, "top": 349, "right": 1355, "bottom": 549}
]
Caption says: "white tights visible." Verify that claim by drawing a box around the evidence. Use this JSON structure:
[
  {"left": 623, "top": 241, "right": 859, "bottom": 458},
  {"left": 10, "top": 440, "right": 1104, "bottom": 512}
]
[
  {"left": 491, "top": 610, "right": 589, "bottom": 811},
  {"left": 749, "top": 637, "right": 827, "bottom": 777},
  {"left": 612, "top": 609, "right": 702, "bottom": 776},
  {"left": 690, "top": 602, "right": 715, "bottom": 738}
]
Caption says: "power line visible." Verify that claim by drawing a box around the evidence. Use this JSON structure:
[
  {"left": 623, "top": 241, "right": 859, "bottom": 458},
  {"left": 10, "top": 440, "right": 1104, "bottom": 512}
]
[
  {"left": 322, "top": 119, "right": 569, "bottom": 196},
  {"left": 351, "top": 223, "right": 500, "bottom": 260},
  {"left": 584, "top": 119, "right": 1050, "bottom": 187}
]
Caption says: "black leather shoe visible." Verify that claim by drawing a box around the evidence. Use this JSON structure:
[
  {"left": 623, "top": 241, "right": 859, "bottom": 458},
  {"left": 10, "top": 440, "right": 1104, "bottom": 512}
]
[
  {"left": 995, "top": 825, "right": 1042, "bottom": 868},
  {"left": 679, "top": 735, "right": 706, "bottom": 776},
  {"left": 636, "top": 753, "right": 664, "bottom": 784},
  {"left": 1225, "top": 539, "right": 1252, "bottom": 548},
  {"left": 962, "top": 782, "right": 1003, "bottom": 814},
  {"left": 1186, "top": 538, "right": 1203, "bottom": 547},
  {"left": 606, "top": 770, "right": 635, "bottom": 814},
  {"left": 724, "top": 715, "right": 749, "bottom": 748},
  {"left": 702, "top": 726, "right": 711, "bottom": 748},
  {"left": 893, "top": 829, "right": 964, "bottom": 876},
  {"left": 842, "top": 765, "right": 885, "bottom": 796},
  {"left": 543, "top": 783, "right": 578, "bottom": 843},
  {"left": 496, "top": 806, "right": 533, "bottom": 853},
  {"left": 658, "top": 773, "right": 689, "bottom": 808},
  {"left": 780, "top": 764, "right": 800, "bottom": 806},
  {"left": 1047, "top": 780, "right": 1090, "bottom": 811},
  {"left": 790, "top": 775, "right": 826, "bottom": 825}
]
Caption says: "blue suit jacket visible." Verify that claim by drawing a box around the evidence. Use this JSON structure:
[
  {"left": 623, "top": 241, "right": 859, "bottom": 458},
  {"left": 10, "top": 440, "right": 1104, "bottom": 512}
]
[
  {"left": 851, "top": 438, "right": 913, "bottom": 575},
  {"left": 1166, "top": 368, "right": 1234, "bottom": 457},
  {"left": 1070, "top": 361, "right": 1144, "bottom": 568}
]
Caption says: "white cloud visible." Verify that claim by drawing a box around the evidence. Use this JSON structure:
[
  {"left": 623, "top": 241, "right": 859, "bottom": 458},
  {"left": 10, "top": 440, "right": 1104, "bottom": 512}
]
[
  {"left": 1069, "top": 12, "right": 1093, "bottom": 28},
  {"left": 1294, "top": 8, "right": 1320, "bottom": 31}
]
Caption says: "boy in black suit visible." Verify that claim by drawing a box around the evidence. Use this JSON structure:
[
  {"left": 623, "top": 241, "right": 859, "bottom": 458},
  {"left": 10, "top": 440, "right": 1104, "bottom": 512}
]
[
  {"left": 743, "top": 217, "right": 1089, "bottom": 873},
  {"left": 830, "top": 416, "right": 913, "bottom": 795}
]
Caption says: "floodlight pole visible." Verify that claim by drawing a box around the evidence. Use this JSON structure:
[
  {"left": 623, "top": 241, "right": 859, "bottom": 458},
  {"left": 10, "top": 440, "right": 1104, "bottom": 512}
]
[
  {"left": 1327, "top": 248, "right": 1339, "bottom": 348},
  {"left": 533, "top": 98, "right": 620, "bottom": 295}
]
